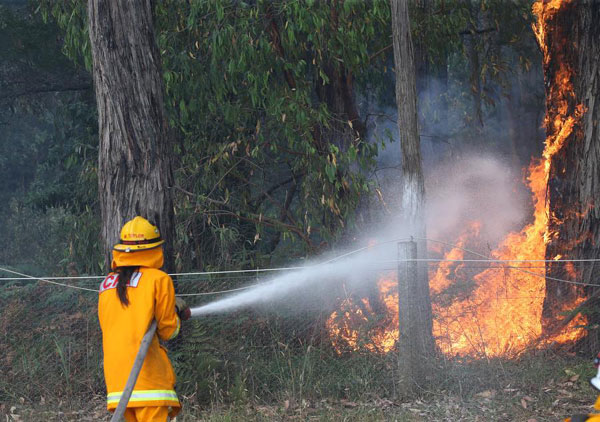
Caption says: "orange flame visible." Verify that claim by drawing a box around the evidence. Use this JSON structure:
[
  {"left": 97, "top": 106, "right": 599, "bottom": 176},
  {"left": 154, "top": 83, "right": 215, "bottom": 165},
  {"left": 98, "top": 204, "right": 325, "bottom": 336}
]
[
  {"left": 326, "top": 275, "right": 398, "bottom": 354},
  {"left": 326, "top": 0, "right": 586, "bottom": 357}
]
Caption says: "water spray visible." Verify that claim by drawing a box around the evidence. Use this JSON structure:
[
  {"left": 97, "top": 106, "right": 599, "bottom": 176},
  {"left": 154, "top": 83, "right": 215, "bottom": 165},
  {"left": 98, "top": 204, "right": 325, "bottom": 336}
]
[{"left": 188, "top": 247, "right": 391, "bottom": 317}]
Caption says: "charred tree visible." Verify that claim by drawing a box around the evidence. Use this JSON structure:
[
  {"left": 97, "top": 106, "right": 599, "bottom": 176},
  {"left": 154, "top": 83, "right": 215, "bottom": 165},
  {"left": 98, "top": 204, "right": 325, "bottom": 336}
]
[
  {"left": 536, "top": 2, "right": 600, "bottom": 351},
  {"left": 390, "top": 0, "right": 435, "bottom": 389},
  {"left": 88, "top": 0, "right": 175, "bottom": 270}
]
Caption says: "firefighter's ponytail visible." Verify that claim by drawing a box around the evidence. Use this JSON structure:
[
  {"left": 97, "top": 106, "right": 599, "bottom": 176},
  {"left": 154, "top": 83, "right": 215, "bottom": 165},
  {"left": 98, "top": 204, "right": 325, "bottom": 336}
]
[{"left": 115, "top": 266, "right": 137, "bottom": 306}]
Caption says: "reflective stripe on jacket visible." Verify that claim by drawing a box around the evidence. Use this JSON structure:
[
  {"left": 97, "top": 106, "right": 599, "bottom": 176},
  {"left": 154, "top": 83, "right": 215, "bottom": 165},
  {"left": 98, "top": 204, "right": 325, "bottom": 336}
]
[
  {"left": 107, "top": 389, "right": 179, "bottom": 406},
  {"left": 98, "top": 247, "right": 181, "bottom": 415}
]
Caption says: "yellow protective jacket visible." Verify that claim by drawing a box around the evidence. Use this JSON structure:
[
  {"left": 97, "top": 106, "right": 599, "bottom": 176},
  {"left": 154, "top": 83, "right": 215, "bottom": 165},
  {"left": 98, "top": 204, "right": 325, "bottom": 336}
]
[{"left": 98, "top": 247, "right": 181, "bottom": 416}]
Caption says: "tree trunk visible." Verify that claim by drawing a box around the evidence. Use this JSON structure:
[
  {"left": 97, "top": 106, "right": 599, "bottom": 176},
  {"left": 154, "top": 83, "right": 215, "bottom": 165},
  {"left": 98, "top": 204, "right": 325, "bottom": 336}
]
[
  {"left": 88, "top": 0, "right": 175, "bottom": 271},
  {"left": 465, "top": 2, "right": 483, "bottom": 127},
  {"left": 537, "top": 2, "right": 600, "bottom": 352},
  {"left": 390, "top": 0, "right": 435, "bottom": 390}
]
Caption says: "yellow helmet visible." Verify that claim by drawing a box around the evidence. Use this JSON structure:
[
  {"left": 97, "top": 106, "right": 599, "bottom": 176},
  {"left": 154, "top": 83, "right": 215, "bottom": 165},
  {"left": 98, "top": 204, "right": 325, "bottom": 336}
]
[{"left": 113, "top": 216, "right": 164, "bottom": 252}]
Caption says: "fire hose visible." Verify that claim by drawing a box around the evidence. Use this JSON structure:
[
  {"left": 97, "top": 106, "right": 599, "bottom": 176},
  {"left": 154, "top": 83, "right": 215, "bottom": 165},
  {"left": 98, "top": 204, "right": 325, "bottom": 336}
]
[
  {"left": 110, "top": 320, "right": 158, "bottom": 422},
  {"left": 110, "top": 302, "right": 190, "bottom": 422}
]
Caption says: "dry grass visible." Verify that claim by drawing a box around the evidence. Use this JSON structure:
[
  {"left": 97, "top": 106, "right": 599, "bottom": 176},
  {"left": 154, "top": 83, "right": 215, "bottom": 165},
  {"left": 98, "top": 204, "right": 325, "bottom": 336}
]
[
  {"left": 3, "top": 359, "right": 599, "bottom": 422},
  {"left": 2, "top": 287, "right": 597, "bottom": 421}
]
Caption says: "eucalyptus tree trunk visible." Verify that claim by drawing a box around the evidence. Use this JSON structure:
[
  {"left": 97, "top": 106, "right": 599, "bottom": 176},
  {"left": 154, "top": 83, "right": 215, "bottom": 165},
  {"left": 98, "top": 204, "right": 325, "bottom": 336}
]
[
  {"left": 88, "top": 0, "right": 175, "bottom": 271},
  {"left": 390, "top": 0, "right": 435, "bottom": 390},
  {"left": 537, "top": 2, "right": 600, "bottom": 352}
]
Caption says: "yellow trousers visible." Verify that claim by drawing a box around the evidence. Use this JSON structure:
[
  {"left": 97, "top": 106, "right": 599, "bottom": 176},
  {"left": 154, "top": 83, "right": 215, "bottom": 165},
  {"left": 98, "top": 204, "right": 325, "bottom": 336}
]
[
  {"left": 565, "top": 415, "right": 600, "bottom": 422},
  {"left": 123, "top": 406, "right": 170, "bottom": 422}
]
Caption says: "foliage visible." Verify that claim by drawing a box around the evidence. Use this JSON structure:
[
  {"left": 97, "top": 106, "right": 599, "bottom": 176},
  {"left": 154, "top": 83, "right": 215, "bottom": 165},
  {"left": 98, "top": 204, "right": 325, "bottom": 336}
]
[
  {"left": 33, "top": 0, "right": 542, "bottom": 272},
  {"left": 0, "top": 3, "right": 100, "bottom": 275},
  {"left": 37, "top": 0, "right": 91, "bottom": 70},
  {"left": 0, "top": 3, "right": 80, "bottom": 83},
  {"left": 38, "top": 0, "right": 394, "bottom": 271},
  {"left": 156, "top": 0, "right": 390, "bottom": 269},
  {"left": 0, "top": 94, "right": 100, "bottom": 273}
]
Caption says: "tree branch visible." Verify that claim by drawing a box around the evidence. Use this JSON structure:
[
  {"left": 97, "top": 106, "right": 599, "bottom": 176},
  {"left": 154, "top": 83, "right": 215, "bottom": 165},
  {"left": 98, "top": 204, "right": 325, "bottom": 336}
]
[
  {"left": 207, "top": 209, "right": 315, "bottom": 249},
  {"left": 265, "top": 4, "right": 297, "bottom": 91},
  {"left": 267, "top": 179, "right": 298, "bottom": 253},
  {"left": 459, "top": 27, "right": 497, "bottom": 36},
  {"left": 369, "top": 43, "right": 393, "bottom": 62},
  {"left": 172, "top": 184, "right": 228, "bottom": 205},
  {"left": 251, "top": 172, "right": 304, "bottom": 207}
]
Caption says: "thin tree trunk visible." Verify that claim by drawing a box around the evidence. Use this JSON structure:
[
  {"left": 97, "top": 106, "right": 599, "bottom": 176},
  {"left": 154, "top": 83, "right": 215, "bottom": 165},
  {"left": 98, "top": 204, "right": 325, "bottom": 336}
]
[
  {"left": 88, "top": 0, "right": 175, "bottom": 271},
  {"left": 390, "top": 0, "right": 434, "bottom": 390},
  {"left": 506, "top": 69, "right": 523, "bottom": 171},
  {"left": 537, "top": 1, "right": 600, "bottom": 352},
  {"left": 466, "top": 2, "right": 483, "bottom": 127}
]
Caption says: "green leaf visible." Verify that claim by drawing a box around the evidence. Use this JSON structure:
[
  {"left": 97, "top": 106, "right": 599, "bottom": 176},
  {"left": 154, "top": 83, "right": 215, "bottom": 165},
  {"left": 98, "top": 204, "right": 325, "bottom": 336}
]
[{"left": 325, "top": 164, "right": 336, "bottom": 183}]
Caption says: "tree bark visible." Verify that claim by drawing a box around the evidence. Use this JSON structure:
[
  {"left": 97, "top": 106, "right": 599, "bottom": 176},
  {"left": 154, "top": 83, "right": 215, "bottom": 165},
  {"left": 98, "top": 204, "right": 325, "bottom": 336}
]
[
  {"left": 465, "top": 2, "right": 483, "bottom": 126},
  {"left": 538, "top": 2, "right": 600, "bottom": 351},
  {"left": 88, "top": 0, "right": 175, "bottom": 271},
  {"left": 390, "top": 0, "right": 435, "bottom": 390}
]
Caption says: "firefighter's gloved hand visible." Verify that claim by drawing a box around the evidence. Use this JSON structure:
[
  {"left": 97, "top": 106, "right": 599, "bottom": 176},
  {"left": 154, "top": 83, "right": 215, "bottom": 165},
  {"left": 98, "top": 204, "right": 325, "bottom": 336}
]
[{"left": 175, "top": 297, "right": 191, "bottom": 321}]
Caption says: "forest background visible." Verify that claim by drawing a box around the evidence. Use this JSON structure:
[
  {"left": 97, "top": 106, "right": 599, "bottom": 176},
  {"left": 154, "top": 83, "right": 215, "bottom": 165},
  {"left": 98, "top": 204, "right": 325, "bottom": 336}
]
[
  {"left": 2, "top": 0, "right": 594, "bottom": 421},
  {"left": 0, "top": 0, "right": 542, "bottom": 275}
]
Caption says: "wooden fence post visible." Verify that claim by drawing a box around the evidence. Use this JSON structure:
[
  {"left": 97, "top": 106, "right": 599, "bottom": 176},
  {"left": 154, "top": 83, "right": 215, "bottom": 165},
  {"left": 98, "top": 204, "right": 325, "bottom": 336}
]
[{"left": 397, "top": 239, "right": 424, "bottom": 393}]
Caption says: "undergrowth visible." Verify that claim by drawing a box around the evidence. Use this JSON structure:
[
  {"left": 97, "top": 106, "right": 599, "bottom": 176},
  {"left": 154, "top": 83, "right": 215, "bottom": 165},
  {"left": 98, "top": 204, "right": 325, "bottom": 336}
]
[{"left": 1, "top": 282, "right": 597, "bottom": 421}]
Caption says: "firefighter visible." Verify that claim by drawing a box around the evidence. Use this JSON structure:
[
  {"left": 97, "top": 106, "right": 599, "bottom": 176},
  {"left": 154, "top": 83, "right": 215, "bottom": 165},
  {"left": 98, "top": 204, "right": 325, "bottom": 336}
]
[{"left": 98, "top": 216, "right": 190, "bottom": 422}]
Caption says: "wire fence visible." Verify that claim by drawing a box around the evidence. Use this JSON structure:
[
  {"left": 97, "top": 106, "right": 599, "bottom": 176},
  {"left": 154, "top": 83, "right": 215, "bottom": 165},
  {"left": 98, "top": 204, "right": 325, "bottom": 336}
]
[{"left": 0, "top": 240, "right": 597, "bottom": 410}]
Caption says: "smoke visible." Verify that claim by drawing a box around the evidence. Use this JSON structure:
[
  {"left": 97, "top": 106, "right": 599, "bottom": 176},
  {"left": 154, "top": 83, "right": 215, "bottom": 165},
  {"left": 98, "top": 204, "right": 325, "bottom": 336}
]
[
  {"left": 426, "top": 155, "right": 527, "bottom": 246},
  {"left": 368, "top": 69, "right": 540, "bottom": 249}
]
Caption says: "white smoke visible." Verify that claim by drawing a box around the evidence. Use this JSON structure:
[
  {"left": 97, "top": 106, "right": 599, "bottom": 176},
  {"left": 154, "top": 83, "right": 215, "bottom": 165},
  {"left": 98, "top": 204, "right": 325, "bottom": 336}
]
[{"left": 426, "top": 155, "right": 527, "bottom": 246}]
